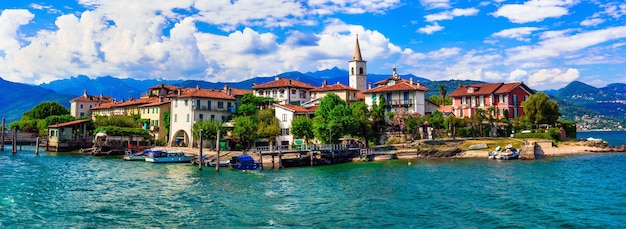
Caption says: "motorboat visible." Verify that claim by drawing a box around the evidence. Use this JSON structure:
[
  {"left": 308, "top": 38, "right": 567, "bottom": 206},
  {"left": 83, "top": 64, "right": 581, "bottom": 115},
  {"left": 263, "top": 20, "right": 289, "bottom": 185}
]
[
  {"left": 230, "top": 154, "right": 260, "bottom": 170},
  {"left": 488, "top": 144, "right": 519, "bottom": 160},
  {"left": 145, "top": 150, "right": 191, "bottom": 163},
  {"left": 124, "top": 149, "right": 149, "bottom": 161}
]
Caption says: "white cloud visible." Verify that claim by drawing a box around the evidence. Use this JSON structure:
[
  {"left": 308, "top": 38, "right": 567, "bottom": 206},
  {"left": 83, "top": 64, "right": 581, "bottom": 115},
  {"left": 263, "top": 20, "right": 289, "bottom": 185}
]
[
  {"left": 580, "top": 18, "right": 605, "bottom": 27},
  {"left": 418, "top": 22, "right": 444, "bottom": 34},
  {"left": 493, "top": 0, "right": 576, "bottom": 23},
  {"left": 508, "top": 69, "right": 528, "bottom": 82},
  {"left": 507, "top": 25, "right": 626, "bottom": 62},
  {"left": 528, "top": 68, "right": 580, "bottom": 90},
  {"left": 424, "top": 8, "right": 479, "bottom": 22},
  {"left": 0, "top": 10, "right": 34, "bottom": 52},
  {"left": 419, "top": 0, "right": 450, "bottom": 9},
  {"left": 492, "top": 27, "right": 542, "bottom": 42}
]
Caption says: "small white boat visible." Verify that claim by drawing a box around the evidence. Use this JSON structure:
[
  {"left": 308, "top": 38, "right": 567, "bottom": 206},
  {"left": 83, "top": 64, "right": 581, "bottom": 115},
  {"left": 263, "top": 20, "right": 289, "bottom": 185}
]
[
  {"left": 123, "top": 149, "right": 148, "bottom": 161},
  {"left": 209, "top": 160, "right": 231, "bottom": 167},
  {"left": 488, "top": 144, "right": 519, "bottom": 160},
  {"left": 145, "top": 150, "right": 191, "bottom": 163}
]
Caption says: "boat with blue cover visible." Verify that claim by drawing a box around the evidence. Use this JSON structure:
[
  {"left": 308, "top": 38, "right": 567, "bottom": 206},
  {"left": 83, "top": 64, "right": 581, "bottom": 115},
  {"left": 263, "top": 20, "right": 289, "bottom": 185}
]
[
  {"left": 145, "top": 150, "right": 191, "bottom": 163},
  {"left": 230, "top": 154, "right": 260, "bottom": 170}
]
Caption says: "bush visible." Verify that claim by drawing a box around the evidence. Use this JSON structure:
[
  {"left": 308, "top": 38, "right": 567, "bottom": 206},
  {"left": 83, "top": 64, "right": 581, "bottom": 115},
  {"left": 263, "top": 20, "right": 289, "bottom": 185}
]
[
  {"left": 547, "top": 127, "right": 561, "bottom": 141},
  {"left": 155, "top": 138, "right": 167, "bottom": 146}
]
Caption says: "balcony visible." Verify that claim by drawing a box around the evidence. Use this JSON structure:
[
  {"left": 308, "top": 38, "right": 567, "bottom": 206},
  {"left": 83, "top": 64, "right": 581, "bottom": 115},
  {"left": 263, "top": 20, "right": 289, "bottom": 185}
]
[{"left": 387, "top": 99, "right": 413, "bottom": 107}]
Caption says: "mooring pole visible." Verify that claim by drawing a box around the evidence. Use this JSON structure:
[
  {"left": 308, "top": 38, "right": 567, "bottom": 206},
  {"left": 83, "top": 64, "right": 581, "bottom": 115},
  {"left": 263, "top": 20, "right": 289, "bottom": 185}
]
[
  {"left": 12, "top": 127, "right": 17, "bottom": 154},
  {"left": 259, "top": 151, "right": 264, "bottom": 170},
  {"left": 215, "top": 130, "right": 220, "bottom": 172},
  {"left": 278, "top": 150, "right": 283, "bottom": 169},
  {"left": 198, "top": 130, "right": 203, "bottom": 171},
  {"left": 35, "top": 137, "right": 40, "bottom": 155},
  {"left": 310, "top": 151, "right": 314, "bottom": 166},
  {"left": 1, "top": 117, "right": 4, "bottom": 152}
]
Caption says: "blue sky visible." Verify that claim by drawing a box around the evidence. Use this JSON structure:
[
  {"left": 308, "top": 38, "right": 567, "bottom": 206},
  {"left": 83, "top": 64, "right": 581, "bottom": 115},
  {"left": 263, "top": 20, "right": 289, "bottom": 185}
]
[{"left": 0, "top": 0, "right": 624, "bottom": 90}]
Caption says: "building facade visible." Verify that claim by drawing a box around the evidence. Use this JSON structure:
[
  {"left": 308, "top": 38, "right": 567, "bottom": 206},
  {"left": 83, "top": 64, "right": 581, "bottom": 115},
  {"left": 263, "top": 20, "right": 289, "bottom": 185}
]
[
  {"left": 169, "top": 86, "right": 236, "bottom": 147},
  {"left": 448, "top": 82, "right": 533, "bottom": 119},
  {"left": 69, "top": 90, "right": 113, "bottom": 118},
  {"left": 252, "top": 77, "right": 315, "bottom": 106},
  {"left": 362, "top": 68, "right": 429, "bottom": 117},
  {"left": 274, "top": 104, "right": 314, "bottom": 146},
  {"left": 138, "top": 97, "right": 171, "bottom": 141}
]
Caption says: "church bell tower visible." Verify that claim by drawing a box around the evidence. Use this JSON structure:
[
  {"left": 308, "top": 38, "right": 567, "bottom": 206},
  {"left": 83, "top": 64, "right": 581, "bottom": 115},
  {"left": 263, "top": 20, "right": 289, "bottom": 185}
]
[{"left": 349, "top": 35, "right": 367, "bottom": 91}]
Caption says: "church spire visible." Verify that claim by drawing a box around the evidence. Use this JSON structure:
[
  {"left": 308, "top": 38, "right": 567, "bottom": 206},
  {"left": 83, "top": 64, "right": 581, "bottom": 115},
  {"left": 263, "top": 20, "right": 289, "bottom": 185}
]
[{"left": 353, "top": 34, "right": 363, "bottom": 61}]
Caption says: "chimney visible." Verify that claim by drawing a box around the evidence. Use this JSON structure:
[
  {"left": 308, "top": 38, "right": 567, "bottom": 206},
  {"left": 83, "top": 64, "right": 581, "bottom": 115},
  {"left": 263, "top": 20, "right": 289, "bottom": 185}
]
[
  {"left": 392, "top": 67, "right": 397, "bottom": 78},
  {"left": 416, "top": 80, "right": 420, "bottom": 87},
  {"left": 83, "top": 89, "right": 88, "bottom": 97},
  {"left": 323, "top": 80, "right": 327, "bottom": 87},
  {"left": 223, "top": 84, "right": 229, "bottom": 92},
  {"left": 288, "top": 79, "right": 292, "bottom": 85},
  {"left": 368, "top": 82, "right": 372, "bottom": 90},
  {"left": 275, "top": 75, "right": 280, "bottom": 81},
  {"left": 410, "top": 77, "right": 413, "bottom": 85},
  {"left": 252, "top": 83, "right": 257, "bottom": 86},
  {"left": 159, "top": 96, "right": 164, "bottom": 102},
  {"left": 196, "top": 84, "right": 200, "bottom": 90}
]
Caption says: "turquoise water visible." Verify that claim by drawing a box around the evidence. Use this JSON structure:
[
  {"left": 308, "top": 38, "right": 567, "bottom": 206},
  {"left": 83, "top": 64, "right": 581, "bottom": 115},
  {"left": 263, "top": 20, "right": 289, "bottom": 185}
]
[
  {"left": 577, "top": 130, "right": 626, "bottom": 146},
  {"left": 2, "top": 146, "right": 626, "bottom": 228}
]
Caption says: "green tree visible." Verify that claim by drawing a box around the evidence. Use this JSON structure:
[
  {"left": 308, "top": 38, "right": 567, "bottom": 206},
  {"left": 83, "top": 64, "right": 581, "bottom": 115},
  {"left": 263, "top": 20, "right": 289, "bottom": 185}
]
[
  {"left": 163, "top": 111, "right": 170, "bottom": 142},
  {"left": 350, "top": 101, "right": 372, "bottom": 147},
  {"left": 95, "top": 115, "right": 137, "bottom": 128},
  {"left": 233, "top": 115, "right": 258, "bottom": 149},
  {"left": 439, "top": 84, "right": 447, "bottom": 102},
  {"left": 257, "top": 109, "right": 281, "bottom": 147},
  {"left": 192, "top": 119, "right": 224, "bottom": 149},
  {"left": 291, "top": 116, "right": 314, "bottom": 144},
  {"left": 444, "top": 115, "right": 462, "bottom": 139},
  {"left": 521, "top": 92, "right": 561, "bottom": 127},
  {"left": 428, "top": 95, "right": 452, "bottom": 106},
  {"left": 23, "top": 101, "right": 69, "bottom": 120},
  {"left": 38, "top": 115, "right": 76, "bottom": 136},
  {"left": 370, "top": 95, "right": 387, "bottom": 135},
  {"left": 313, "top": 92, "right": 356, "bottom": 144}
]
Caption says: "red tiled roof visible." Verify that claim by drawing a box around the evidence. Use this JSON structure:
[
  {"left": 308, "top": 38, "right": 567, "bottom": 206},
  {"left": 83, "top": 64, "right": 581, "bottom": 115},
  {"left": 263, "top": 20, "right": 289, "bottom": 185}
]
[
  {"left": 362, "top": 82, "right": 428, "bottom": 93},
  {"left": 70, "top": 95, "right": 113, "bottom": 103},
  {"left": 275, "top": 104, "right": 314, "bottom": 113},
  {"left": 228, "top": 88, "right": 252, "bottom": 96},
  {"left": 494, "top": 82, "right": 533, "bottom": 94},
  {"left": 438, "top": 105, "right": 453, "bottom": 113},
  {"left": 48, "top": 119, "right": 91, "bottom": 128},
  {"left": 149, "top": 84, "right": 179, "bottom": 91},
  {"left": 310, "top": 83, "right": 359, "bottom": 92},
  {"left": 356, "top": 93, "right": 365, "bottom": 100},
  {"left": 92, "top": 97, "right": 160, "bottom": 110},
  {"left": 175, "top": 88, "right": 236, "bottom": 100},
  {"left": 448, "top": 83, "right": 504, "bottom": 97},
  {"left": 138, "top": 98, "right": 171, "bottom": 108},
  {"left": 252, "top": 78, "right": 316, "bottom": 90}
]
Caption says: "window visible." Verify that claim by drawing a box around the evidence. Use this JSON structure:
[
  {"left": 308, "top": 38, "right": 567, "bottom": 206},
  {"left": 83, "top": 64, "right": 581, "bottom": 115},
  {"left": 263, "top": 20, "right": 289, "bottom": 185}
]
[
  {"left": 208, "top": 101, "right": 212, "bottom": 110},
  {"left": 217, "top": 101, "right": 224, "bottom": 109},
  {"left": 513, "top": 95, "right": 518, "bottom": 105},
  {"left": 479, "top": 96, "right": 485, "bottom": 106},
  {"left": 299, "top": 90, "right": 306, "bottom": 98},
  {"left": 524, "top": 95, "right": 528, "bottom": 101},
  {"left": 196, "top": 100, "right": 201, "bottom": 109},
  {"left": 210, "top": 115, "right": 215, "bottom": 120},
  {"left": 80, "top": 112, "right": 85, "bottom": 117},
  {"left": 184, "top": 100, "right": 188, "bottom": 106},
  {"left": 359, "top": 67, "right": 364, "bottom": 75},
  {"left": 470, "top": 96, "right": 476, "bottom": 107},
  {"left": 499, "top": 109, "right": 504, "bottom": 116},
  {"left": 199, "top": 114, "right": 203, "bottom": 121},
  {"left": 292, "top": 89, "right": 296, "bottom": 94},
  {"left": 461, "top": 97, "right": 467, "bottom": 105},
  {"left": 259, "top": 91, "right": 264, "bottom": 95},
  {"left": 80, "top": 104, "right": 83, "bottom": 109},
  {"left": 372, "top": 94, "right": 376, "bottom": 103},
  {"left": 174, "top": 114, "right": 177, "bottom": 122},
  {"left": 513, "top": 108, "right": 518, "bottom": 118},
  {"left": 351, "top": 67, "right": 354, "bottom": 75},
  {"left": 186, "top": 114, "right": 190, "bottom": 122},
  {"left": 227, "top": 102, "right": 232, "bottom": 109},
  {"left": 175, "top": 99, "right": 178, "bottom": 107},
  {"left": 221, "top": 115, "right": 225, "bottom": 121},
  {"left": 89, "top": 105, "right": 92, "bottom": 108},
  {"left": 282, "top": 114, "right": 287, "bottom": 122},
  {"left": 281, "top": 128, "right": 290, "bottom": 136}
]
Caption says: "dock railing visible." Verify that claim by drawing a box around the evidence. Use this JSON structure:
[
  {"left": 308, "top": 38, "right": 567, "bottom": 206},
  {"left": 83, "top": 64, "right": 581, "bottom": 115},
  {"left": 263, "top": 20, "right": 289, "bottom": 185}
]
[{"left": 253, "top": 144, "right": 350, "bottom": 152}]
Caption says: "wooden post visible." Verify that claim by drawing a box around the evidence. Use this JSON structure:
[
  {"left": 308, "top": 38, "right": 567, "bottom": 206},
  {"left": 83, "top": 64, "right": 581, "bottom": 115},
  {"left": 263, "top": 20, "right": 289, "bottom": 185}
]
[
  {"left": 271, "top": 153, "right": 275, "bottom": 169},
  {"left": 12, "top": 127, "right": 17, "bottom": 154},
  {"left": 259, "top": 151, "right": 264, "bottom": 170},
  {"left": 278, "top": 150, "right": 283, "bottom": 169},
  {"left": 1, "top": 117, "right": 4, "bottom": 151},
  {"left": 310, "top": 151, "right": 314, "bottom": 166},
  {"left": 35, "top": 137, "right": 40, "bottom": 155},
  {"left": 216, "top": 130, "right": 220, "bottom": 172},
  {"left": 198, "top": 130, "right": 203, "bottom": 171}
]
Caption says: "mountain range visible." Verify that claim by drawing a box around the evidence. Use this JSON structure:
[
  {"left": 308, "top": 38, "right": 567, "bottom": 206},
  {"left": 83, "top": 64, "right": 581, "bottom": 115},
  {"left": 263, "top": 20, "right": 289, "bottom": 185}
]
[{"left": 1, "top": 68, "right": 624, "bottom": 129}]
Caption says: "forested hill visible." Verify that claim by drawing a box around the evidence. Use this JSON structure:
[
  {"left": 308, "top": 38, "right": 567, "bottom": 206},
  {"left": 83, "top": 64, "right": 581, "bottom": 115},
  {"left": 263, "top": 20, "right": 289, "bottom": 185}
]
[{"left": 0, "top": 77, "right": 75, "bottom": 123}]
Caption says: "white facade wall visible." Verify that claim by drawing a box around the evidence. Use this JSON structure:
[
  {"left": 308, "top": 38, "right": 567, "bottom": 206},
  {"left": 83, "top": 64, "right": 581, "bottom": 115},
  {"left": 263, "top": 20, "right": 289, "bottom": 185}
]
[
  {"left": 254, "top": 88, "right": 311, "bottom": 105},
  {"left": 275, "top": 106, "right": 295, "bottom": 146},
  {"left": 169, "top": 97, "right": 235, "bottom": 146},
  {"left": 364, "top": 90, "right": 427, "bottom": 116}
]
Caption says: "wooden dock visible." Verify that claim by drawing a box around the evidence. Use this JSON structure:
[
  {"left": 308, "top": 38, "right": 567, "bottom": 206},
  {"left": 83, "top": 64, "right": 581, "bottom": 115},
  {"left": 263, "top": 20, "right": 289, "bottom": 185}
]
[{"left": 253, "top": 144, "right": 358, "bottom": 169}]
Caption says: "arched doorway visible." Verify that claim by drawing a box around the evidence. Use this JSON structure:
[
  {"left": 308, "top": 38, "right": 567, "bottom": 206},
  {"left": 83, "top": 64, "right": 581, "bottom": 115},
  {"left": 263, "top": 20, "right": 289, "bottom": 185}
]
[{"left": 169, "top": 130, "right": 190, "bottom": 147}]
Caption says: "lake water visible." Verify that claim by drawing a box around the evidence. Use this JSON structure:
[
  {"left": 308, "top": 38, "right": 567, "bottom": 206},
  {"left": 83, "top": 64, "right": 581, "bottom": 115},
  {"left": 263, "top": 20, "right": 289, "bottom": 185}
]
[{"left": 2, "top": 146, "right": 626, "bottom": 228}]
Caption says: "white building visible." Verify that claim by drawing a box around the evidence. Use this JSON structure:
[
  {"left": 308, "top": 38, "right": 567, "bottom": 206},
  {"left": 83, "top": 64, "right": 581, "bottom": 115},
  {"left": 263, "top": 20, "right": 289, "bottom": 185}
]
[
  {"left": 349, "top": 35, "right": 367, "bottom": 92},
  {"left": 252, "top": 77, "right": 316, "bottom": 106},
  {"left": 362, "top": 68, "right": 429, "bottom": 117},
  {"left": 274, "top": 104, "right": 314, "bottom": 146},
  {"left": 69, "top": 90, "right": 112, "bottom": 118},
  {"left": 169, "top": 86, "right": 236, "bottom": 147}
]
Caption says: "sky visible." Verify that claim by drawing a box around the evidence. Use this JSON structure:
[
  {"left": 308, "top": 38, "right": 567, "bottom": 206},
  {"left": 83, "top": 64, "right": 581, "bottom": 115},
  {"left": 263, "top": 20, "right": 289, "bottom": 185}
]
[{"left": 0, "top": 0, "right": 625, "bottom": 90}]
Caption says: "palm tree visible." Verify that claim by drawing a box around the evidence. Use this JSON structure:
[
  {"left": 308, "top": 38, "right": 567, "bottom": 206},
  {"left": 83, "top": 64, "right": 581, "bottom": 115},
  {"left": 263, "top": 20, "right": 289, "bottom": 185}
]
[{"left": 438, "top": 84, "right": 447, "bottom": 104}]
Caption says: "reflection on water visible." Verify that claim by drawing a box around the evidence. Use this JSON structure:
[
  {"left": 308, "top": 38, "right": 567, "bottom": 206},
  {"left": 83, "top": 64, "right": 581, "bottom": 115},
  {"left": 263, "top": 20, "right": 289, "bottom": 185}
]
[{"left": 1, "top": 148, "right": 626, "bottom": 228}]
